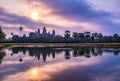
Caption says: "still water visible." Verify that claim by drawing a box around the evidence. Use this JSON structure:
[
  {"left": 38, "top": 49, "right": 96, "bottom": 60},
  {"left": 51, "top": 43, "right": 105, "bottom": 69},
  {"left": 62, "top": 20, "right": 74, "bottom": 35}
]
[{"left": 0, "top": 47, "right": 120, "bottom": 81}]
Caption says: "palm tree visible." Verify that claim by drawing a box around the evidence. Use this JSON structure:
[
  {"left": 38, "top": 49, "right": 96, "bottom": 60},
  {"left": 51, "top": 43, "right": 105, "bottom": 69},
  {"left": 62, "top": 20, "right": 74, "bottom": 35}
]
[
  {"left": 64, "top": 30, "right": 70, "bottom": 44},
  {"left": 11, "top": 32, "right": 13, "bottom": 36},
  {"left": 11, "top": 32, "right": 13, "bottom": 37},
  {"left": 19, "top": 26, "right": 23, "bottom": 37}
]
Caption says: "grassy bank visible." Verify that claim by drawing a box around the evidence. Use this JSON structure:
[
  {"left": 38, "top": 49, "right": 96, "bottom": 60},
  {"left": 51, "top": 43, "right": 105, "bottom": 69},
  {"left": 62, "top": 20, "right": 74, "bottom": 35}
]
[
  {"left": 1, "top": 43, "right": 120, "bottom": 48},
  {"left": 0, "top": 43, "right": 14, "bottom": 49}
]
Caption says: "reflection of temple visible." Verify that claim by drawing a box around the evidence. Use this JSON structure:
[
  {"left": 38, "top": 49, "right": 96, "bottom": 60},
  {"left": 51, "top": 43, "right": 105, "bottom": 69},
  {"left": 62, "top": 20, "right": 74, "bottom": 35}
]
[
  {"left": 9, "top": 47, "right": 120, "bottom": 62},
  {"left": 10, "top": 47, "right": 64, "bottom": 62},
  {"left": 0, "top": 51, "right": 6, "bottom": 65},
  {"left": 103, "top": 48, "right": 120, "bottom": 56}
]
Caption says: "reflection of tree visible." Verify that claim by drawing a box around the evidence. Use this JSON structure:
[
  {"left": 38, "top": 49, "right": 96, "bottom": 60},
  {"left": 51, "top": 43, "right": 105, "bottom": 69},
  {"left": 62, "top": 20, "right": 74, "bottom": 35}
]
[
  {"left": 73, "top": 48, "right": 78, "bottom": 57},
  {"left": 91, "top": 48, "right": 103, "bottom": 56},
  {"left": 73, "top": 48, "right": 85, "bottom": 57},
  {"left": 10, "top": 47, "right": 64, "bottom": 62},
  {"left": 72, "top": 47, "right": 103, "bottom": 58},
  {"left": 78, "top": 48, "right": 85, "bottom": 56},
  {"left": 11, "top": 53, "right": 13, "bottom": 56},
  {"left": 22, "top": 48, "right": 26, "bottom": 55},
  {"left": 0, "top": 51, "right": 6, "bottom": 65},
  {"left": 19, "top": 51, "right": 23, "bottom": 62},
  {"left": 85, "top": 48, "right": 91, "bottom": 58},
  {"left": 10, "top": 47, "right": 120, "bottom": 62},
  {"left": 114, "top": 49, "right": 119, "bottom": 56},
  {"left": 64, "top": 50, "right": 70, "bottom": 59},
  {"left": 98, "top": 48, "right": 103, "bottom": 56},
  {"left": 91, "top": 48, "right": 95, "bottom": 54}
]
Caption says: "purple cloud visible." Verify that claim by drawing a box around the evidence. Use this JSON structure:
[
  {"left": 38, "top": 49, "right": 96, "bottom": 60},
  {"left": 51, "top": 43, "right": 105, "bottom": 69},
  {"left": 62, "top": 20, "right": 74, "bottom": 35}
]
[
  {"left": 39, "top": 0, "right": 120, "bottom": 34},
  {"left": 0, "top": 7, "right": 65, "bottom": 37},
  {"left": 1, "top": 0, "right": 120, "bottom": 37}
]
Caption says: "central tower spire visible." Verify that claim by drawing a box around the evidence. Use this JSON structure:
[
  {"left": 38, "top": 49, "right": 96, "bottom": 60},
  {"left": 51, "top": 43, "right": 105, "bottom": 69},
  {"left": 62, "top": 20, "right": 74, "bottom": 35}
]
[{"left": 42, "top": 26, "right": 46, "bottom": 34}]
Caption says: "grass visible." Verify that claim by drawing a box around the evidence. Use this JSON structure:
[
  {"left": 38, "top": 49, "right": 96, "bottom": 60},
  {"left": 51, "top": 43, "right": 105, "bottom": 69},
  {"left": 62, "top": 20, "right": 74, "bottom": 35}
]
[
  {"left": 1, "top": 43, "right": 120, "bottom": 48},
  {"left": 0, "top": 43, "right": 15, "bottom": 49}
]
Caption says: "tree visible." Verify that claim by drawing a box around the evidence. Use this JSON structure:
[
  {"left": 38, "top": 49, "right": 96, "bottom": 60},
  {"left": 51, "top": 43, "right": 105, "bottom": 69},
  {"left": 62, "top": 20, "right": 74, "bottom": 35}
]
[
  {"left": 72, "top": 32, "right": 79, "bottom": 42},
  {"left": 85, "top": 32, "right": 91, "bottom": 42},
  {"left": 79, "top": 33, "right": 85, "bottom": 42},
  {"left": 113, "top": 33, "right": 119, "bottom": 42},
  {"left": 98, "top": 33, "right": 103, "bottom": 42},
  {"left": 0, "top": 26, "right": 6, "bottom": 40},
  {"left": 11, "top": 32, "right": 13, "bottom": 38},
  {"left": 19, "top": 26, "right": 23, "bottom": 37},
  {"left": 64, "top": 30, "right": 70, "bottom": 43},
  {"left": 98, "top": 33, "right": 103, "bottom": 38},
  {"left": 92, "top": 33, "right": 98, "bottom": 42},
  {"left": 11, "top": 32, "right": 13, "bottom": 36},
  {"left": 73, "top": 32, "right": 78, "bottom": 38}
]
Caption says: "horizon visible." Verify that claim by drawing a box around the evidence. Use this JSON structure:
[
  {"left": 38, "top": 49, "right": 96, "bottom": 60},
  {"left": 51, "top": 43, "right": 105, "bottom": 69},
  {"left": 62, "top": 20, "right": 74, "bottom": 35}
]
[
  {"left": 2, "top": 25, "right": 120, "bottom": 39},
  {"left": 0, "top": 0, "right": 120, "bottom": 38}
]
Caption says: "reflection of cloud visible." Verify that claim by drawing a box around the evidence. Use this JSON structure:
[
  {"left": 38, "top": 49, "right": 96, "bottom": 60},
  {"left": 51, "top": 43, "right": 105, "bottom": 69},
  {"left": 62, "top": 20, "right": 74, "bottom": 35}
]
[
  {"left": 94, "top": 75, "right": 114, "bottom": 81},
  {"left": 1, "top": 55, "right": 101, "bottom": 81},
  {"left": 1, "top": 48, "right": 120, "bottom": 81},
  {"left": 27, "top": 67, "right": 50, "bottom": 81}
]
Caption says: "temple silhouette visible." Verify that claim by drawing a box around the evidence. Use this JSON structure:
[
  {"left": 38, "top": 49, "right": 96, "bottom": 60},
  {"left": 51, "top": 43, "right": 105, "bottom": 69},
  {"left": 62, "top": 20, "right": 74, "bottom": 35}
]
[
  {"left": 1, "top": 25, "right": 120, "bottom": 43},
  {"left": 11, "top": 26, "right": 57, "bottom": 42}
]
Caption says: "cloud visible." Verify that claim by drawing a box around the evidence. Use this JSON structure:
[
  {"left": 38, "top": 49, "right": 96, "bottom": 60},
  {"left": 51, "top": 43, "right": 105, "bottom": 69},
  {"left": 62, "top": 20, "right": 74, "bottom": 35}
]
[
  {"left": 1, "top": 0, "right": 120, "bottom": 37},
  {"left": 87, "top": 0, "right": 120, "bottom": 14},
  {"left": 39, "top": 0, "right": 110, "bottom": 22},
  {"left": 38, "top": 0, "right": 120, "bottom": 34},
  {"left": 0, "top": 7, "right": 65, "bottom": 37}
]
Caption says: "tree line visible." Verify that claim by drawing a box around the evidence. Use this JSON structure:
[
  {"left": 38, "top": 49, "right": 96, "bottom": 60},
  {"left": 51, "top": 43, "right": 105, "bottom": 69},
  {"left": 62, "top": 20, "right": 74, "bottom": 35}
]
[{"left": 1, "top": 26, "right": 120, "bottom": 43}]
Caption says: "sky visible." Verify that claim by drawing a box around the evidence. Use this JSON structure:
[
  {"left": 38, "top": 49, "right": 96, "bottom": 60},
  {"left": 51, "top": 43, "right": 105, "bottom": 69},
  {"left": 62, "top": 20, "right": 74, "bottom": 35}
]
[{"left": 0, "top": 0, "right": 120, "bottom": 38}]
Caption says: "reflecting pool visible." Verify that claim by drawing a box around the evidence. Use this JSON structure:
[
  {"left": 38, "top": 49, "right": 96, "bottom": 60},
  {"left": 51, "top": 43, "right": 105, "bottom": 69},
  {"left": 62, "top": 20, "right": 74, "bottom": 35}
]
[{"left": 0, "top": 47, "right": 120, "bottom": 81}]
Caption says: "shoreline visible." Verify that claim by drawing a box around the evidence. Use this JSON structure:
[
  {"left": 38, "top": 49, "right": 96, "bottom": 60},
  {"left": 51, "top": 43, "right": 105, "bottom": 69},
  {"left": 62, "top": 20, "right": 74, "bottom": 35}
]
[
  {"left": 1, "top": 43, "right": 120, "bottom": 48},
  {"left": 0, "top": 43, "right": 14, "bottom": 49}
]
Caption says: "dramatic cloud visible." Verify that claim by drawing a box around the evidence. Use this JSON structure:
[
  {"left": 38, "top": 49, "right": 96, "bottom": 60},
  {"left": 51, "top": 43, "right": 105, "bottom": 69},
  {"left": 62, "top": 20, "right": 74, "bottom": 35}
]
[
  {"left": 0, "top": 0, "right": 120, "bottom": 37},
  {"left": 0, "top": 7, "right": 64, "bottom": 37},
  {"left": 39, "top": 0, "right": 120, "bottom": 34},
  {"left": 40, "top": 0, "right": 109, "bottom": 21}
]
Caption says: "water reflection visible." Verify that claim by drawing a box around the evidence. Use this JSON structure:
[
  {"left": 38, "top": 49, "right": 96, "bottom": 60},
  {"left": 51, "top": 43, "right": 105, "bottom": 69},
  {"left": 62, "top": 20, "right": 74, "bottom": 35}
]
[
  {"left": 65, "top": 50, "right": 70, "bottom": 59},
  {"left": 1, "top": 47, "right": 120, "bottom": 81},
  {"left": 0, "top": 50, "right": 6, "bottom": 65},
  {"left": 7, "top": 47, "right": 120, "bottom": 62},
  {"left": 28, "top": 68, "right": 40, "bottom": 81}
]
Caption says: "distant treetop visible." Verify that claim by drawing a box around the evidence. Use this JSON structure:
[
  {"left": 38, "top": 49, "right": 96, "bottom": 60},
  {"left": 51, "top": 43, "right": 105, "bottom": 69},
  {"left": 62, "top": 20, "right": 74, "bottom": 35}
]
[{"left": 0, "top": 25, "right": 6, "bottom": 40}]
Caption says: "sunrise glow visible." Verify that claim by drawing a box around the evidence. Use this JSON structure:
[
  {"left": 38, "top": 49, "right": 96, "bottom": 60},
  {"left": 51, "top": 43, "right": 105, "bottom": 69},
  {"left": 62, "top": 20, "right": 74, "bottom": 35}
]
[{"left": 30, "top": 11, "right": 40, "bottom": 20}]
